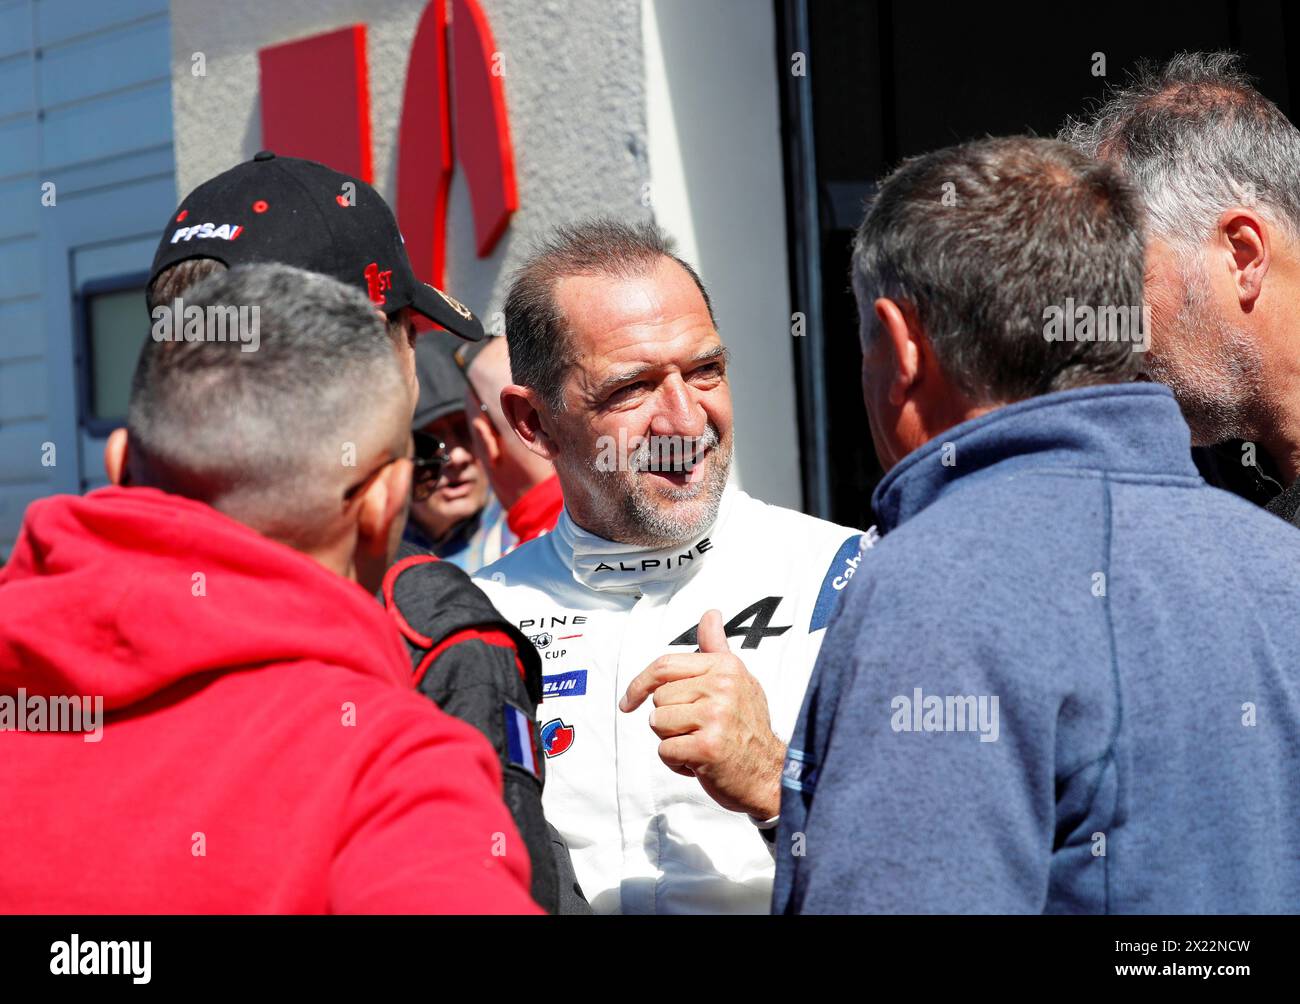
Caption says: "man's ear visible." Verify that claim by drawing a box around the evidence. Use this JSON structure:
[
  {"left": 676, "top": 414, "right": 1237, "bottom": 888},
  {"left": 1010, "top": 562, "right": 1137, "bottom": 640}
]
[
  {"left": 501, "top": 384, "right": 560, "bottom": 462},
  {"left": 356, "top": 456, "right": 412, "bottom": 547},
  {"left": 873, "top": 298, "right": 924, "bottom": 406},
  {"left": 350, "top": 455, "right": 412, "bottom": 594},
  {"left": 1219, "top": 208, "right": 1270, "bottom": 308},
  {"left": 105, "top": 427, "right": 130, "bottom": 486}
]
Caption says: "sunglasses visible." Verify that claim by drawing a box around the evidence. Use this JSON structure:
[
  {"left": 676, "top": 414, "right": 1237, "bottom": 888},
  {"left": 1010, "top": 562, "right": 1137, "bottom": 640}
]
[{"left": 411, "top": 431, "right": 452, "bottom": 502}]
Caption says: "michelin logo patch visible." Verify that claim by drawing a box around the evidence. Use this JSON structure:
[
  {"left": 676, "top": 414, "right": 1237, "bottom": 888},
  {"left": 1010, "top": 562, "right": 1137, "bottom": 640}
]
[
  {"left": 542, "top": 669, "right": 588, "bottom": 699},
  {"left": 808, "top": 530, "right": 876, "bottom": 631}
]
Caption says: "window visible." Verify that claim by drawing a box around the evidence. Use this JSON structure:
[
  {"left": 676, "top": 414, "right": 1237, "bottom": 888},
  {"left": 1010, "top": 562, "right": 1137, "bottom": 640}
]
[{"left": 76, "top": 273, "right": 149, "bottom": 436}]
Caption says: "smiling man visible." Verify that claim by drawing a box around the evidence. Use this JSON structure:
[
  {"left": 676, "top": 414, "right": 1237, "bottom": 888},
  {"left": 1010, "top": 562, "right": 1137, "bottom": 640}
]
[{"left": 472, "top": 219, "right": 867, "bottom": 914}]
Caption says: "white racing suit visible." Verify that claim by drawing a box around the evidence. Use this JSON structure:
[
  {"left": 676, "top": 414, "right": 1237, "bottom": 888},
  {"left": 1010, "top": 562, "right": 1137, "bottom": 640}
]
[{"left": 473, "top": 485, "right": 870, "bottom": 914}]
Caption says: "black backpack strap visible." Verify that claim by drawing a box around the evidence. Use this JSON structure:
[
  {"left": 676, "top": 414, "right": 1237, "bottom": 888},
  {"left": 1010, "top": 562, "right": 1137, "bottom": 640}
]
[{"left": 382, "top": 554, "right": 586, "bottom": 913}]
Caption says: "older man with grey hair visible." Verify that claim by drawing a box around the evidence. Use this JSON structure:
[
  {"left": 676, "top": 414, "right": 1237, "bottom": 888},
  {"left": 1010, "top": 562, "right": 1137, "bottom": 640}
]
[
  {"left": 1061, "top": 51, "right": 1300, "bottom": 521},
  {"left": 775, "top": 135, "right": 1300, "bottom": 914}
]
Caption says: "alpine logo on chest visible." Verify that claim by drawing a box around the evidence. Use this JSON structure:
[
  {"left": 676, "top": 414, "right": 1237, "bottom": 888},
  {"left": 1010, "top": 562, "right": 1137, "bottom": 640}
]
[
  {"left": 669, "top": 596, "right": 791, "bottom": 650},
  {"left": 518, "top": 615, "right": 587, "bottom": 634},
  {"left": 593, "top": 538, "right": 713, "bottom": 573}
]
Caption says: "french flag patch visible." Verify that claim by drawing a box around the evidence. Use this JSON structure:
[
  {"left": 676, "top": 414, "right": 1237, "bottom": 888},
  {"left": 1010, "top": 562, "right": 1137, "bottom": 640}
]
[{"left": 503, "top": 704, "right": 540, "bottom": 778}]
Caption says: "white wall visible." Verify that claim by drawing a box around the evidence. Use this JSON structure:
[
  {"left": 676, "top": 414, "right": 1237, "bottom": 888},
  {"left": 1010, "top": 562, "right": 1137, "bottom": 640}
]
[{"left": 642, "top": 0, "right": 799, "bottom": 508}]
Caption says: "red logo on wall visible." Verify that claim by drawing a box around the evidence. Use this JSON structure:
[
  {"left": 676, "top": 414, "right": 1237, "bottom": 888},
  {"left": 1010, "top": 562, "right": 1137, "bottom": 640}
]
[{"left": 257, "top": 0, "right": 518, "bottom": 324}]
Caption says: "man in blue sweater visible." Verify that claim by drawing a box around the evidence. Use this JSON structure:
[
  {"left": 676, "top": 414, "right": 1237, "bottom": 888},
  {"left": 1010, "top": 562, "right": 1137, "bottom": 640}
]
[{"left": 773, "top": 135, "right": 1300, "bottom": 914}]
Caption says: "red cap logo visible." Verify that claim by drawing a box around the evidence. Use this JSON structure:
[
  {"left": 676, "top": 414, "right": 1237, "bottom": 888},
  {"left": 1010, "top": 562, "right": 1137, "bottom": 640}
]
[{"left": 364, "top": 262, "right": 393, "bottom": 305}]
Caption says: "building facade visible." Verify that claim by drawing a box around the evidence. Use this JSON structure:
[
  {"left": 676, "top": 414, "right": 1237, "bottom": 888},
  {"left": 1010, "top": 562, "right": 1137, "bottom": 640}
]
[
  {"left": 0, "top": 0, "right": 176, "bottom": 555},
  {"left": 0, "top": 0, "right": 804, "bottom": 558},
  {"left": 7, "top": 0, "right": 1300, "bottom": 558}
]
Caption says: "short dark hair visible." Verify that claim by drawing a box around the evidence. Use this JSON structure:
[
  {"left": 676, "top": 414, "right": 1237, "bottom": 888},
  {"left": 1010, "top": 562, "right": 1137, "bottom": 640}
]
[
  {"left": 129, "top": 263, "right": 406, "bottom": 542},
  {"left": 503, "top": 218, "right": 715, "bottom": 410},
  {"left": 852, "top": 136, "right": 1146, "bottom": 404},
  {"left": 147, "top": 255, "right": 413, "bottom": 350},
  {"left": 146, "top": 258, "right": 227, "bottom": 314},
  {"left": 1060, "top": 51, "right": 1300, "bottom": 253}
]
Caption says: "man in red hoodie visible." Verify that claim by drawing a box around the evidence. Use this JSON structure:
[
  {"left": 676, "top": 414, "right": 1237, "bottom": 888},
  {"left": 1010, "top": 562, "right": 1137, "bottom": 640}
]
[{"left": 0, "top": 263, "right": 539, "bottom": 914}]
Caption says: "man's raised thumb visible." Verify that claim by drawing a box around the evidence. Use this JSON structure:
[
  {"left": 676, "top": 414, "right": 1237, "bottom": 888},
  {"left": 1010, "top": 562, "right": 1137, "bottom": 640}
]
[{"left": 697, "top": 609, "right": 728, "bottom": 653}]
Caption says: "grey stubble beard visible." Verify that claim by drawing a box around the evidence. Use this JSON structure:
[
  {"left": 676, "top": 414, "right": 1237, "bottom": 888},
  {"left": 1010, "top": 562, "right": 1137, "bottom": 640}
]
[
  {"left": 576, "top": 423, "right": 733, "bottom": 548},
  {"left": 1146, "top": 258, "right": 1266, "bottom": 446}
]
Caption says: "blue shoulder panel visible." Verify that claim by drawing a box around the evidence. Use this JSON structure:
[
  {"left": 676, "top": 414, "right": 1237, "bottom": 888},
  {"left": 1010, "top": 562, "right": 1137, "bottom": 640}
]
[{"left": 809, "top": 533, "right": 867, "bottom": 631}]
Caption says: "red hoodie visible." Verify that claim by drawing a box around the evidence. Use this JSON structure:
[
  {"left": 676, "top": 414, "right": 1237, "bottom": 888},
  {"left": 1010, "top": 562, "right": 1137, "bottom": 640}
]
[{"left": 0, "top": 487, "right": 539, "bottom": 914}]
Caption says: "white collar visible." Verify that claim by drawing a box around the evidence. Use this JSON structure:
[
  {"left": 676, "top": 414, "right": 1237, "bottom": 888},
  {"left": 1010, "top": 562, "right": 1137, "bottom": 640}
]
[{"left": 554, "top": 486, "right": 735, "bottom": 594}]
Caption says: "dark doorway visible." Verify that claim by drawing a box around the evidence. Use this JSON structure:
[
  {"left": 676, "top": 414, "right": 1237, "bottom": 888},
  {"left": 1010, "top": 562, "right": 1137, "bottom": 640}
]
[{"left": 777, "top": 0, "right": 1297, "bottom": 529}]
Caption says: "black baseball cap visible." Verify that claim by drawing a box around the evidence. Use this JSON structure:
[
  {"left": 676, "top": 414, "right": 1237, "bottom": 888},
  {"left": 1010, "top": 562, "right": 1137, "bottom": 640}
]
[
  {"left": 412, "top": 336, "right": 469, "bottom": 430},
  {"left": 148, "top": 151, "right": 483, "bottom": 341}
]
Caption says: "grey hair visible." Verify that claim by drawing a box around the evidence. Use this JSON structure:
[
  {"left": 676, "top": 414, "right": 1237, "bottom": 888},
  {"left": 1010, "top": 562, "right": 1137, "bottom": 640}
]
[
  {"left": 127, "top": 263, "right": 407, "bottom": 544},
  {"left": 852, "top": 136, "right": 1147, "bottom": 404},
  {"left": 1059, "top": 51, "right": 1300, "bottom": 254},
  {"left": 502, "top": 218, "right": 715, "bottom": 412}
]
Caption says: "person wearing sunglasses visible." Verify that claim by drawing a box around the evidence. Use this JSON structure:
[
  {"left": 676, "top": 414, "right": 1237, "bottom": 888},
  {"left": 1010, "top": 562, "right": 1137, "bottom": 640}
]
[
  {"left": 399, "top": 337, "right": 515, "bottom": 573},
  {"left": 409, "top": 430, "right": 452, "bottom": 503}
]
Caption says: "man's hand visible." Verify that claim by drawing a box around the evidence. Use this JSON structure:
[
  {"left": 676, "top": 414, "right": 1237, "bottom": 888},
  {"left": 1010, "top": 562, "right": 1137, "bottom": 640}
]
[{"left": 619, "top": 609, "right": 784, "bottom": 819}]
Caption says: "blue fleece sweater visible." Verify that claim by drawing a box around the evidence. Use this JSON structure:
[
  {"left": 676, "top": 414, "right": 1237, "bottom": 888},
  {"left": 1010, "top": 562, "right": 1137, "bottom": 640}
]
[{"left": 773, "top": 383, "right": 1300, "bottom": 914}]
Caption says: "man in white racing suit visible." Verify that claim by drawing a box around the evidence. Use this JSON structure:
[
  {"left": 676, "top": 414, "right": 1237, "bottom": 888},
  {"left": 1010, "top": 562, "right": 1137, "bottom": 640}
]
[{"left": 473, "top": 219, "right": 868, "bottom": 914}]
